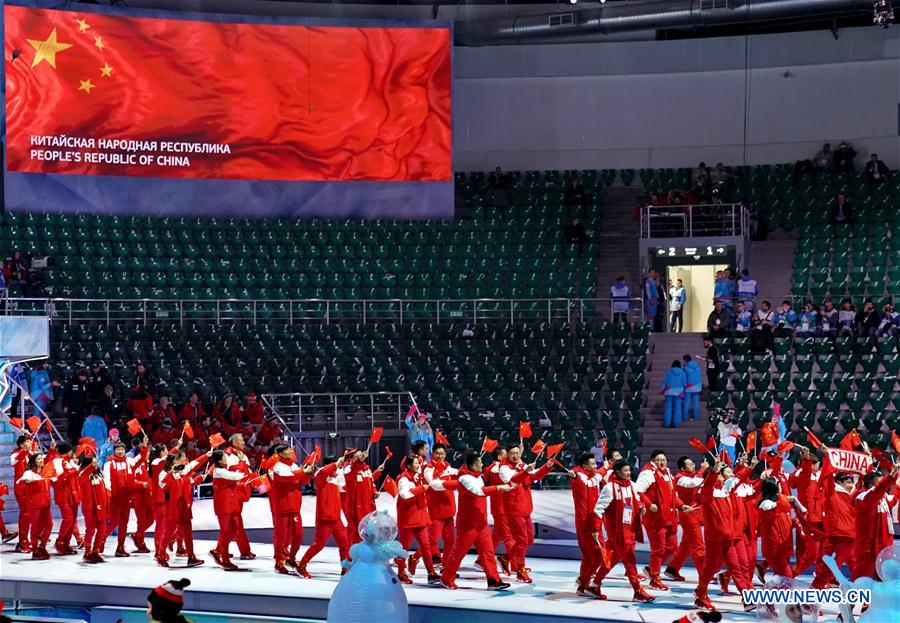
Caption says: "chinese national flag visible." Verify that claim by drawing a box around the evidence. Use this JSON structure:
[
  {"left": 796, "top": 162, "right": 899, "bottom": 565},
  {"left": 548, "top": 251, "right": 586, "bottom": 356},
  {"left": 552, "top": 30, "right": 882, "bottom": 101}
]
[
  {"left": 707, "top": 436, "right": 717, "bottom": 451},
  {"left": 806, "top": 429, "right": 824, "bottom": 450},
  {"left": 891, "top": 430, "right": 900, "bottom": 455},
  {"left": 126, "top": 418, "right": 142, "bottom": 436},
  {"left": 435, "top": 430, "right": 449, "bottom": 446},
  {"left": 4, "top": 5, "right": 451, "bottom": 182},
  {"left": 302, "top": 450, "right": 316, "bottom": 466},
  {"left": 871, "top": 447, "right": 893, "bottom": 471},
  {"left": 25, "top": 416, "right": 42, "bottom": 434},
  {"left": 760, "top": 421, "right": 779, "bottom": 447},
  {"left": 261, "top": 454, "right": 279, "bottom": 472},
  {"left": 546, "top": 443, "right": 565, "bottom": 459},
  {"left": 839, "top": 430, "right": 862, "bottom": 451},
  {"left": 40, "top": 461, "right": 58, "bottom": 479},
  {"left": 381, "top": 475, "right": 399, "bottom": 497},
  {"left": 384, "top": 445, "right": 394, "bottom": 460},
  {"left": 689, "top": 437, "right": 709, "bottom": 454},
  {"left": 9, "top": 417, "right": 23, "bottom": 430},
  {"left": 531, "top": 439, "right": 547, "bottom": 455},
  {"left": 182, "top": 421, "right": 195, "bottom": 440},
  {"left": 369, "top": 427, "right": 384, "bottom": 444},
  {"left": 746, "top": 431, "right": 757, "bottom": 452},
  {"left": 252, "top": 475, "right": 271, "bottom": 495},
  {"left": 719, "top": 449, "right": 732, "bottom": 466},
  {"left": 519, "top": 421, "right": 533, "bottom": 439},
  {"left": 208, "top": 432, "right": 227, "bottom": 448},
  {"left": 44, "top": 419, "right": 55, "bottom": 432},
  {"left": 481, "top": 437, "right": 499, "bottom": 454},
  {"left": 777, "top": 440, "right": 795, "bottom": 454}
]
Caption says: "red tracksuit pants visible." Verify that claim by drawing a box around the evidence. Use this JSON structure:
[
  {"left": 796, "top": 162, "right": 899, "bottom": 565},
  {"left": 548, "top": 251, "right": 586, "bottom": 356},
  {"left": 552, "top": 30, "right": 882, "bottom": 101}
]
[
  {"left": 29, "top": 505, "right": 52, "bottom": 549},
  {"left": 697, "top": 538, "right": 751, "bottom": 597},
  {"left": 163, "top": 505, "right": 195, "bottom": 557},
  {"left": 216, "top": 512, "right": 239, "bottom": 562},
  {"left": 430, "top": 516, "right": 456, "bottom": 562},
  {"left": 645, "top": 524, "right": 678, "bottom": 574},
  {"left": 442, "top": 524, "right": 500, "bottom": 583},
  {"left": 594, "top": 539, "right": 642, "bottom": 592},
  {"left": 793, "top": 523, "right": 822, "bottom": 575},
  {"left": 83, "top": 508, "right": 108, "bottom": 555},
  {"left": 508, "top": 515, "right": 534, "bottom": 572},
  {"left": 107, "top": 493, "right": 132, "bottom": 548},
  {"left": 132, "top": 492, "right": 154, "bottom": 543},
  {"left": 153, "top": 504, "right": 168, "bottom": 553},
  {"left": 396, "top": 525, "right": 436, "bottom": 576},
  {"left": 812, "top": 536, "right": 854, "bottom": 588},
  {"left": 575, "top": 528, "right": 604, "bottom": 587},
  {"left": 299, "top": 520, "right": 351, "bottom": 566},
  {"left": 57, "top": 502, "right": 78, "bottom": 548},
  {"left": 15, "top": 487, "right": 31, "bottom": 547},
  {"left": 274, "top": 512, "right": 304, "bottom": 562},
  {"left": 491, "top": 511, "right": 516, "bottom": 556},
  {"left": 233, "top": 512, "right": 252, "bottom": 556},
  {"left": 669, "top": 520, "right": 706, "bottom": 572}
]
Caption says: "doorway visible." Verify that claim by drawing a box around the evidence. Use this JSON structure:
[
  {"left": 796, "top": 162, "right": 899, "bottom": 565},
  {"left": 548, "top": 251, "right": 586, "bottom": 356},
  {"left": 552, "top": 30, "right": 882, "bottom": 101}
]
[{"left": 667, "top": 264, "right": 730, "bottom": 332}]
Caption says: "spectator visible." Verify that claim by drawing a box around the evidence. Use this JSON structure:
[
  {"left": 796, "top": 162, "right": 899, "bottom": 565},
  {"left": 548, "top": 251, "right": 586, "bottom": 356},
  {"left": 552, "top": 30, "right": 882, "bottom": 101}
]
[
  {"left": 564, "top": 218, "right": 588, "bottom": 257},
  {"left": 668, "top": 278, "right": 686, "bottom": 333},
  {"left": 856, "top": 299, "right": 880, "bottom": 338},
  {"left": 179, "top": 391, "right": 205, "bottom": 427},
  {"left": 7, "top": 363, "right": 26, "bottom": 418},
  {"left": 152, "top": 395, "right": 177, "bottom": 432},
  {"left": 754, "top": 300, "right": 776, "bottom": 350},
  {"left": 647, "top": 191, "right": 662, "bottom": 206},
  {"left": 797, "top": 302, "right": 818, "bottom": 337},
  {"left": 814, "top": 143, "right": 833, "bottom": 171},
  {"left": 829, "top": 194, "right": 852, "bottom": 225},
  {"left": 691, "top": 162, "right": 709, "bottom": 196},
  {"left": 146, "top": 578, "right": 192, "bottom": 623},
  {"left": 86, "top": 362, "right": 112, "bottom": 408},
  {"left": 734, "top": 301, "right": 752, "bottom": 333},
  {"left": 838, "top": 298, "right": 857, "bottom": 335},
  {"left": 127, "top": 360, "right": 156, "bottom": 422},
  {"left": 773, "top": 300, "right": 797, "bottom": 337},
  {"left": 487, "top": 167, "right": 511, "bottom": 217},
  {"left": 877, "top": 302, "right": 900, "bottom": 337},
  {"left": 4, "top": 250, "right": 29, "bottom": 289},
  {"left": 98, "top": 428, "right": 120, "bottom": 469},
  {"left": 610, "top": 276, "right": 630, "bottom": 324},
  {"left": 244, "top": 392, "right": 265, "bottom": 427},
  {"left": 28, "top": 360, "right": 56, "bottom": 414},
  {"left": 196, "top": 413, "right": 222, "bottom": 450},
  {"left": 212, "top": 394, "right": 241, "bottom": 431},
  {"left": 709, "top": 163, "right": 729, "bottom": 195},
  {"left": 831, "top": 142, "right": 856, "bottom": 179},
  {"left": 735, "top": 269, "right": 759, "bottom": 311},
  {"left": 642, "top": 270, "right": 660, "bottom": 330},
  {"left": 698, "top": 335, "right": 722, "bottom": 393},
  {"left": 652, "top": 269, "right": 666, "bottom": 332},
  {"left": 681, "top": 354, "right": 702, "bottom": 422},
  {"left": 821, "top": 298, "right": 839, "bottom": 338},
  {"left": 713, "top": 271, "right": 733, "bottom": 316},
  {"left": 81, "top": 406, "right": 108, "bottom": 449},
  {"left": 151, "top": 417, "right": 179, "bottom": 446},
  {"left": 258, "top": 417, "right": 282, "bottom": 447},
  {"left": 660, "top": 360, "right": 686, "bottom": 429},
  {"left": 706, "top": 299, "right": 731, "bottom": 337},
  {"left": 563, "top": 178, "right": 587, "bottom": 217},
  {"left": 865, "top": 153, "right": 891, "bottom": 187},
  {"left": 717, "top": 412, "right": 741, "bottom": 466},
  {"left": 63, "top": 368, "right": 90, "bottom": 446},
  {"left": 98, "top": 384, "right": 123, "bottom": 427}
]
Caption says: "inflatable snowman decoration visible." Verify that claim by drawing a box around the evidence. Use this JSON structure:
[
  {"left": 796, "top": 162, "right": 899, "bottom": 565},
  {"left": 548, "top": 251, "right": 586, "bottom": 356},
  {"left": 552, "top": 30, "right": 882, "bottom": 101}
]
[
  {"left": 822, "top": 543, "right": 900, "bottom": 623},
  {"left": 326, "top": 511, "right": 409, "bottom": 623}
]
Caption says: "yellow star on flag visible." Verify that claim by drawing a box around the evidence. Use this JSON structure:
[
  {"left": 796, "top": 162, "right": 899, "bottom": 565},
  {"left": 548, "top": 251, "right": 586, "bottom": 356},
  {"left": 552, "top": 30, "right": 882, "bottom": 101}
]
[
  {"left": 79, "top": 78, "right": 95, "bottom": 94},
  {"left": 94, "top": 35, "right": 104, "bottom": 50},
  {"left": 76, "top": 19, "right": 90, "bottom": 33},
  {"left": 27, "top": 28, "right": 73, "bottom": 69},
  {"left": 100, "top": 63, "right": 113, "bottom": 77}
]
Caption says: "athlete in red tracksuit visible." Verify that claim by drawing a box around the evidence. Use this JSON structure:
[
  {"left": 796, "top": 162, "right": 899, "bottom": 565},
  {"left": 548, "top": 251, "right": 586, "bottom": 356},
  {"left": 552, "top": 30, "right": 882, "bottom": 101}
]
[
  {"left": 102, "top": 442, "right": 138, "bottom": 557},
  {"left": 47, "top": 442, "right": 81, "bottom": 555},
  {"left": 148, "top": 444, "right": 171, "bottom": 558},
  {"left": 485, "top": 445, "right": 515, "bottom": 575},
  {"left": 693, "top": 461, "right": 752, "bottom": 611},
  {"left": 297, "top": 455, "right": 352, "bottom": 577},
  {"left": 566, "top": 453, "right": 607, "bottom": 598},
  {"left": 394, "top": 456, "right": 441, "bottom": 585},
  {"left": 17, "top": 454, "right": 52, "bottom": 560},
  {"left": 423, "top": 443, "right": 458, "bottom": 565},
  {"left": 129, "top": 441, "right": 153, "bottom": 553},
  {"left": 635, "top": 450, "right": 684, "bottom": 590},
  {"left": 790, "top": 449, "right": 823, "bottom": 575},
  {"left": 11, "top": 435, "right": 33, "bottom": 552},
  {"left": 0, "top": 479, "right": 17, "bottom": 544},
  {"left": 346, "top": 451, "right": 383, "bottom": 545},
  {"left": 77, "top": 454, "right": 109, "bottom": 563},
  {"left": 440, "top": 453, "right": 513, "bottom": 591},
  {"left": 223, "top": 436, "right": 256, "bottom": 559},
  {"left": 665, "top": 456, "right": 706, "bottom": 582},
  {"left": 592, "top": 460, "right": 655, "bottom": 603},
  {"left": 852, "top": 466, "right": 900, "bottom": 580},
  {"left": 158, "top": 450, "right": 209, "bottom": 567},
  {"left": 269, "top": 445, "right": 314, "bottom": 573},
  {"left": 811, "top": 468, "right": 857, "bottom": 588},
  {"left": 726, "top": 460, "right": 759, "bottom": 592},
  {"left": 757, "top": 479, "right": 802, "bottom": 578},
  {"left": 210, "top": 449, "right": 248, "bottom": 571},
  {"left": 498, "top": 445, "right": 553, "bottom": 583}
]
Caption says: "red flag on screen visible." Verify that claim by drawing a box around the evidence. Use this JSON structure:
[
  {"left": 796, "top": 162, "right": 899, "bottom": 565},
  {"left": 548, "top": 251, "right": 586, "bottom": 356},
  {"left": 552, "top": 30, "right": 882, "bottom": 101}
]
[
  {"left": 689, "top": 438, "right": 709, "bottom": 454},
  {"left": 126, "top": 418, "right": 143, "bottom": 436},
  {"left": 208, "top": 432, "right": 227, "bottom": 448},
  {"left": 806, "top": 430, "right": 824, "bottom": 450},
  {"left": 481, "top": 437, "right": 499, "bottom": 454},
  {"left": 26, "top": 416, "right": 42, "bottom": 434},
  {"left": 892, "top": 430, "right": 900, "bottom": 455},
  {"left": 546, "top": 443, "right": 565, "bottom": 459},
  {"left": 435, "top": 430, "right": 449, "bottom": 446},
  {"left": 382, "top": 476, "right": 399, "bottom": 497},
  {"left": 519, "top": 421, "right": 533, "bottom": 439},
  {"left": 839, "top": 430, "right": 862, "bottom": 451},
  {"left": 182, "top": 421, "right": 195, "bottom": 440},
  {"left": 369, "top": 427, "right": 384, "bottom": 444},
  {"left": 531, "top": 440, "right": 547, "bottom": 456},
  {"left": 3, "top": 5, "right": 452, "bottom": 182}
]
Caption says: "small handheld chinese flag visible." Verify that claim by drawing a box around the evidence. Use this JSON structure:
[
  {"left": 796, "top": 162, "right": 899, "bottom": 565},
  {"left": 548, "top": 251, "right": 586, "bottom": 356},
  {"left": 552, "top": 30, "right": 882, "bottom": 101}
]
[
  {"left": 746, "top": 431, "right": 758, "bottom": 452},
  {"left": 302, "top": 450, "right": 317, "bottom": 466},
  {"left": 891, "top": 430, "right": 900, "bottom": 455},
  {"left": 9, "top": 417, "right": 23, "bottom": 430},
  {"left": 481, "top": 437, "right": 499, "bottom": 454},
  {"left": 182, "top": 421, "right": 195, "bottom": 440},
  {"left": 369, "top": 427, "right": 384, "bottom": 444},
  {"left": 435, "top": 430, "right": 449, "bottom": 446},
  {"left": 600, "top": 437, "right": 608, "bottom": 456},
  {"left": 871, "top": 447, "right": 893, "bottom": 471},
  {"left": 707, "top": 436, "right": 717, "bottom": 451},
  {"left": 689, "top": 437, "right": 709, "bottom": 454},
  {"left": 839, "top": 429, "right": 862, "bottom": 451},
  {"left": 44, "top": 419, "right": 55, "bottom": 432},
  {"left": 26, "top": 416, "right": 42, "bottom": 434},
  {"left": 126, "top": 418, "right": 143, "bottom": 436},
  {"left": 40, "top": 461, "right": 58, "bottom": 479},
  {"left": 546, "top": 442, "right": 565, "bottom": 459},
  {"left": 384, "top": 445, "right": 394, "bottom": 460},
  {"left": 531, "top": 439, "right": 547, "bottom": 455},
  {"left": 777, "top": 440, "right": 795, "bottom": 454},
  {"left": 519, "top": 421, "right": 533, "bottom": 439},
  {"left": 261, "top": 454, "right": 279, "bottom": 472},
  {"left": 252, "top": 475, "right": 272, "bottom": 495},
  {"left": 382, "top": 475, "right": 399, "bottom": 497},
  {"left": 760, "top": 421, "right": 779, "bottom": 447},
  {"left": 806, "top": 429, "right": 824, "bottom": 450},
  {"left": 719, "top": 449, "right": 732, "bottom": 466},
  {"left": 209, "top": 432, "right": 227, "bottom": 448}
]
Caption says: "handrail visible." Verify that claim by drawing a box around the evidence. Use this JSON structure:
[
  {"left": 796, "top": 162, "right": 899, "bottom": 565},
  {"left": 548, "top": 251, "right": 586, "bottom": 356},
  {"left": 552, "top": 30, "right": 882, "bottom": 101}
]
[
  {"left": 641, "top": 203, "right": 747, "bottom": 238},
  {"left": 262, "top": 391, "right": 414, "bottom": 434}
]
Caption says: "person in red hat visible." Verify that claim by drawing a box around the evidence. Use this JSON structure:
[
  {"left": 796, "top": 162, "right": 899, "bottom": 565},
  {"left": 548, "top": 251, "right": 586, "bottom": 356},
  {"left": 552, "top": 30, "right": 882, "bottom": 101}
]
[{"left": 147, "top": 578, "right": 191, "bottom": 623}]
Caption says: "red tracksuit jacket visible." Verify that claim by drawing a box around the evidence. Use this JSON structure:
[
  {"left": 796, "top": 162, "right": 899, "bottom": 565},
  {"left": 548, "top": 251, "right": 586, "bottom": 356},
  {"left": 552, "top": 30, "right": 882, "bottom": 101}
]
[
  {"left": 634, "top": 465, "right": 682, "bottom": 529},
  {"left": 456, "top": 467, "right": 500, "bottom": 530},
  {"left": 757, "top": 495, "right": 794, "bottom": 560},
  {"left": 314, "top": 462, "right": 346, "bottom": 524},
  {"left": 103, "top": 455, "right": 134, "bottom": 499},
  {"left": 397, "top": 469, "right": 431, "bottom": 529},
  {"left": 570, "top": 467, "right": 603, "bottom": 532},
  {"left": 347, "top": 460, "right": 379, "bottom": 519},
  {"left": 49, "top": 455, "right": 81, "bottom": 507},
  {"left": 18, "top": 470, "right": 51, "bottom": 510},
  {"left": 854, "top": 473, "right": 896, "bottom": 562},
  {"left": 424, "top": 460, "right": 458, "bottom": 520},
  {"left": 595, "top": 476, "right": 643, "bottom": 547},
  {"left": 161, "top": 457, "right": 209, "bottom": 514},
  {"left": 674, "top": 469, "right": 705, "bottom": 527},
  {"left": 820, "top": 473, "right": 856, "bottom": 538},
  {"left": 790, "top": 458, "right": 823, "bottom": 524},
  {"left": 699, "top": 470, "right": 737, "bottom": 542},
  {"left": 212, "top": 464, "right": 246, "bottom": 515},
  {"left": 270, "top": 459, "right": 312, "bottom": 515},
  {"left": 498, "top": 460, "right": 553, "bottom": 518},
  {"left": 78, "top": 468, "right": 109, "bottom": 518}
]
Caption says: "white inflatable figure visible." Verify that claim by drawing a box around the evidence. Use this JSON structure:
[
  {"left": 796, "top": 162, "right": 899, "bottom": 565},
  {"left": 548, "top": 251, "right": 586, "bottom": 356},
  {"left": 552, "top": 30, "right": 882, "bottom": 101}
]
[
  {"left": 755, "top": 576, "right": 820, "bottom": 623},
  {"left": 823, "top": 543, "right": 900, "bottom": 623},
  {"left": 326, "top": 510, "right": 409, "bottom": 623}
]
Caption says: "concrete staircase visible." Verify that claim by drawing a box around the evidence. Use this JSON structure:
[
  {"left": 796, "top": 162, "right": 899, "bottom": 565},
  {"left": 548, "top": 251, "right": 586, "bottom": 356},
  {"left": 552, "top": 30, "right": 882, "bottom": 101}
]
[
  {"left": 1, "top": 423, "right": 20, "bottom": 525},
  {"left": 596, "top": 187, "right": 644, "bottom": 303},
  {"left": 635, "top": 332, "right": 708, "bottom": 464}
]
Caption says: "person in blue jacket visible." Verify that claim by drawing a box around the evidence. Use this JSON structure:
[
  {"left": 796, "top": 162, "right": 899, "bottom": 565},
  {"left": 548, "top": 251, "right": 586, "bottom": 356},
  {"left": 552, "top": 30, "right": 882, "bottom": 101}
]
[
  {"left": 28, "top": 361, "right": 55, "bottom": 414},
  {"left": 81, "top": 405, "right": 108, "bottom": 449},
  {"left": 681, "top": 354, "right": 702, "bottom": 422},
  {"left": 643, "top": 270, "right": 659, "bottom": 328},
  {"left": 97, "top": 428, "right": 121, "bottom": 469},
  {"left": 796, "top": 301, "right": 819, "bottom": 337},
  {"left": 660, "top": 360, "right": 686, "bottom": 429}
]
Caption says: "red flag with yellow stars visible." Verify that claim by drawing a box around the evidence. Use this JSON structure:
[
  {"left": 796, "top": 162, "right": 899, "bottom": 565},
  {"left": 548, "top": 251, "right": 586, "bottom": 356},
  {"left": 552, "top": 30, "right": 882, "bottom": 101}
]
[{"left": 4, "top": 4, "right": 451, "bottom": 182}]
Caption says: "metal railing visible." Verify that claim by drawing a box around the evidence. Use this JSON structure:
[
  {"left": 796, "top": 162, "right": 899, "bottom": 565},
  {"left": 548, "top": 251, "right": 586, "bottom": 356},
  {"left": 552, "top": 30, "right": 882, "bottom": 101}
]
[
  {"left": 261, "top": 391, "right": 414, "bottom": 434},
  {"left": 641, "top": 203, "right": 748, "bottom": 238},
  {"left": 2, "top": 296, "right": 645, "bottom": 326}
]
